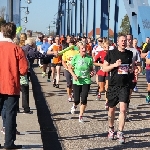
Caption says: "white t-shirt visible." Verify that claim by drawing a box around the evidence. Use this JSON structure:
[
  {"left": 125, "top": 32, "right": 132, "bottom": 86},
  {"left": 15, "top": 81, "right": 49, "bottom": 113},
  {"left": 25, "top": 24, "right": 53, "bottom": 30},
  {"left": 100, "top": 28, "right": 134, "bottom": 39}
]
[{"left": 92, "top": 45, "right": 103, "bottom": 56}]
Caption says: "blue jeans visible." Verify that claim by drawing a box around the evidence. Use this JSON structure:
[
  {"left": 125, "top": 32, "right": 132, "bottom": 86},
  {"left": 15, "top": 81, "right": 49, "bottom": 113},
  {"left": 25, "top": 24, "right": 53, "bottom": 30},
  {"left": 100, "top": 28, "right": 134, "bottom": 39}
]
[{"left": 0, "top": 94, "right": 19, "bottom": 147}]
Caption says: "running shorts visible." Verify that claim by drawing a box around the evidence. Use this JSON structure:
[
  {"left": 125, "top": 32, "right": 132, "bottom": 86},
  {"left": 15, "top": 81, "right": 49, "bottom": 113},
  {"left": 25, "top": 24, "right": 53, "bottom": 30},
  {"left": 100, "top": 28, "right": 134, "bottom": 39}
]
[
  {"left": 106, "top": 85, "right": 130, "bottom": 108},
  {"left": 51, "top": 63, "right": 62, "bottom": 67},
  {"left": 98, "top": 75, "right": 108, "bottom": 82}
]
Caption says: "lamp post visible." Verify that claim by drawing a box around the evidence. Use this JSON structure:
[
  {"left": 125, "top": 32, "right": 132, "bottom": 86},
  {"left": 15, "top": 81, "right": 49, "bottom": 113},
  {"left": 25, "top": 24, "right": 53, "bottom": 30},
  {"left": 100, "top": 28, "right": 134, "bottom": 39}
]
[
  {"left": 8, "top": 0, "right": 13, "bottom": 22},
  {"left": 21, "top": 17, "right": 28, "bottom": 23},
  {"left": 20, "top": 7, "right": 30, "bottom": 15}
]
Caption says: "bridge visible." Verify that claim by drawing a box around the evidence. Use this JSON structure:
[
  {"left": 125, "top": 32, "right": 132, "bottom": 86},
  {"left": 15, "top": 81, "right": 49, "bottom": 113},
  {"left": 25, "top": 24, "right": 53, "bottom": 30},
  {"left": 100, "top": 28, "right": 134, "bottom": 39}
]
[
  {"left": 5, "top": 0, "right": 150, "bottom": 44},
  {"left": 56, "top": 0, "right": 150, "bottom": 44}
]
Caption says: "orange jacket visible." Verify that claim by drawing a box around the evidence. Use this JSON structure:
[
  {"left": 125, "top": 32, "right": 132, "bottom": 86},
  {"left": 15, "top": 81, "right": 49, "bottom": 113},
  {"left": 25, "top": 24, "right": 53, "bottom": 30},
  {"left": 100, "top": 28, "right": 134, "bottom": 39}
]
[{"left": 0, "top": 41, "right": 28, "bottom": 95}]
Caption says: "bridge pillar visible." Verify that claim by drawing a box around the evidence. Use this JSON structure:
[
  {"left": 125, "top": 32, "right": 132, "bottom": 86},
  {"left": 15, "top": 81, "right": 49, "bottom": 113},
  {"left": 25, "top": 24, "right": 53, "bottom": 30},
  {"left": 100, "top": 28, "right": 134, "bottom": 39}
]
[
  {"left": 114, "top": 0, "right": 119, "bottom": 43},
  {"left": 80, "top": 0, "right": 83, "bottom": 36},
  {"left": 86, "top": 0, "right": 89, "bottom": 37},
  {"left": 74, "top": 0, "right": 77, "bottom": 36},
  {"left": 100, "top": 0, "right": 109, "bottom": 38},
  {"left": 93, "top": 0, "right": 96, "bottom": 39}
]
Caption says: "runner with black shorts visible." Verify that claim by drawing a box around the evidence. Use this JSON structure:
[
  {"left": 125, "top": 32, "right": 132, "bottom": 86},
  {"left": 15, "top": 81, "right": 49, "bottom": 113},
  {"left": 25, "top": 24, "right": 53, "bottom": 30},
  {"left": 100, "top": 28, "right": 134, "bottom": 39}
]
[
  {"left": 94, "top": 41, "right": 109, "bottom": 109},
  {"left": 103, "top": 35, "right": 133, "bottom": 144}
]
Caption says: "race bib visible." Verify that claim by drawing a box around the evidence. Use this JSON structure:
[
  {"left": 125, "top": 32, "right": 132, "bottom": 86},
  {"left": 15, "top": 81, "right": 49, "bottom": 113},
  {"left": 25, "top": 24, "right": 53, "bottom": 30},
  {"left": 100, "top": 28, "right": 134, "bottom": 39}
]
[{"left": 118, "top": 64, "right": 129, "bottom": 74}]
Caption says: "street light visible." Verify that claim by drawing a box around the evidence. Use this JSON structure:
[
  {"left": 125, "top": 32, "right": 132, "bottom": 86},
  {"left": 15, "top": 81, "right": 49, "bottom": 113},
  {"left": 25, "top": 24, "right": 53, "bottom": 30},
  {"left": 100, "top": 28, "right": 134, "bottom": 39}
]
[
  {"left": 21, "top": 7, "right": 29, "bottom": 15},
  {"left": 27, "top": 0, "right": 32, "bottom": 4},
  {"left": 70, "top": 0, "right": 76, "bottom": 6},
  {"left": 21, "top": 17, "right": 28, "bottom": 23}
]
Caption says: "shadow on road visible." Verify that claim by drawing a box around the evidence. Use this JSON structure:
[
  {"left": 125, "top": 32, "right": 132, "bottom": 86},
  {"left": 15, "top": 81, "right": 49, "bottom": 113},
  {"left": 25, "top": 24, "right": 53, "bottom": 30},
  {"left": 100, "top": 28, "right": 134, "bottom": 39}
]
[{"left": 31, "top": 67, "right": 63, "bottom": 150}]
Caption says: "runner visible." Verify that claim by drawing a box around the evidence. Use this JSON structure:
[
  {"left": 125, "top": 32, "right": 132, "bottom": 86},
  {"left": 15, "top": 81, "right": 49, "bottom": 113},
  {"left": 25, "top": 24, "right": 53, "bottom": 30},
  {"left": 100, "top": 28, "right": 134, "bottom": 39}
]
[
  {"left": 47, "top": 36, "right": 62, "bottom": 88},
  {"left": 62, "top": 39, "right": 79, "bottom": 102},
  {"left": 68, "top": 42, "right": 94, "bottom": 123},
  {"left": 92, "top": 37, "right": 104, "bottom": 93},
  {"left": 141, "top": 41, "right": 150, "bottom": 103},
  {"left": 94, "top": 41, "right": 109, "bottom": 109},
  {"left": 103, "top": 35, "right": 133, "bottom": 144},
  {"left": 126, "top": 34, "right": 141, "bottom": 121}
]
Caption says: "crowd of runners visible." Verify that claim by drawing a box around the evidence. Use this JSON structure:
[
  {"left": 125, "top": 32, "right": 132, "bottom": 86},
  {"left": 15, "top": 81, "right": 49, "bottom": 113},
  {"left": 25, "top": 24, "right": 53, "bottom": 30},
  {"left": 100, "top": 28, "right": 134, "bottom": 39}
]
[
  {"left": 0, "top": 22, "right": 150, "bottom": 148},
  {"left": 34, "top": 34, "right": 150, "bottom": 144}
]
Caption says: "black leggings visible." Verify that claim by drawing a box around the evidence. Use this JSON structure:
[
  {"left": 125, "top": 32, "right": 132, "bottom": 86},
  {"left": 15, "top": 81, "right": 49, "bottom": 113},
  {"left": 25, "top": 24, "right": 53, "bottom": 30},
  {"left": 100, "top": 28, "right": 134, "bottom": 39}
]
[{"left": 73, "top": 84, "right": 90, "bottom": 105}]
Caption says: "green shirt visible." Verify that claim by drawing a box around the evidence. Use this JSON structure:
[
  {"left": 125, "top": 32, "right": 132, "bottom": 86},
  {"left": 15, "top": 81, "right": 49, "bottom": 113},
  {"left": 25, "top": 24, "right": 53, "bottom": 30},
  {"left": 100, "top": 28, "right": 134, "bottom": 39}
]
[
  {"left": 74, "top": 46, "right": 79, "bottom": 51},
  {"left": 71, "top": 54, "right": 93, "bottom": 85}
]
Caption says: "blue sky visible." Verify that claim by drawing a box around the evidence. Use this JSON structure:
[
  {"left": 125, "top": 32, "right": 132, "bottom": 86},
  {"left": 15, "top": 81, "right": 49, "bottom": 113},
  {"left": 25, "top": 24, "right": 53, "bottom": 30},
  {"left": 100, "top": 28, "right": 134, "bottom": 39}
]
[{"left": 0, "top": 0, "right": 150, "bottom": 35}]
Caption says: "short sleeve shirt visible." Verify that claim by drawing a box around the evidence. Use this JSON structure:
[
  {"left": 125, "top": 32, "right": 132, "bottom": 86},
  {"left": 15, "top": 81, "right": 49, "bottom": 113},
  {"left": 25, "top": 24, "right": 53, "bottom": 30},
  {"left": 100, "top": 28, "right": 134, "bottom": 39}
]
[{"left": 71, "top": 54, "right": 93, "bottom": 85}]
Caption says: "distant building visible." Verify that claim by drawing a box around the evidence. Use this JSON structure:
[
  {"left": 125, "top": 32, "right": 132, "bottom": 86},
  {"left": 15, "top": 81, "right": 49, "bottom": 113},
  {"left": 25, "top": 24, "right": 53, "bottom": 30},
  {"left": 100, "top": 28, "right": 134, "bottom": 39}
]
[{"left": 88, "top": 28, "right": 114, "bottom": 39}]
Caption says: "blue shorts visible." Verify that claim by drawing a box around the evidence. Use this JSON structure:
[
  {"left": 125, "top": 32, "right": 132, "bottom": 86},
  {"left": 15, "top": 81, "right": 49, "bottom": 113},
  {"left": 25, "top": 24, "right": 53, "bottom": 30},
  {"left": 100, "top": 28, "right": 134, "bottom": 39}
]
[{"left": 146, "top": 69, "right": 150, "bottom": 83}]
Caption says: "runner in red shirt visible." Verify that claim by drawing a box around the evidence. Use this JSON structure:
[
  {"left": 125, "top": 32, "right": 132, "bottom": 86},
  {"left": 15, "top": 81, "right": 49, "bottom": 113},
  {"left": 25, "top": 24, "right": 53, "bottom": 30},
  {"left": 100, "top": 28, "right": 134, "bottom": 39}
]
[{"left": 94, "top": 41, "right": 109, "bottom": 109}]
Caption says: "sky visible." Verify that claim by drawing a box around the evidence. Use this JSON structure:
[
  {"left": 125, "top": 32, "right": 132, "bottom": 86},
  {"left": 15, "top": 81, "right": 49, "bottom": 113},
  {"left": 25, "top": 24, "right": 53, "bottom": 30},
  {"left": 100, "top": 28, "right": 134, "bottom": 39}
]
[{"left": 0, "top": 0, "right": 150, "bottom": 35}]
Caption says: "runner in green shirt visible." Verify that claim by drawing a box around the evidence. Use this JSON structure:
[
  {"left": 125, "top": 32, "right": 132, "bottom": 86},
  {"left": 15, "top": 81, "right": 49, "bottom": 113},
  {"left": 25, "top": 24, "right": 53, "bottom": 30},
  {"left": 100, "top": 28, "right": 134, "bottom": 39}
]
[{"left": 68, "top": 41, "right": 94, "bottom": 123}]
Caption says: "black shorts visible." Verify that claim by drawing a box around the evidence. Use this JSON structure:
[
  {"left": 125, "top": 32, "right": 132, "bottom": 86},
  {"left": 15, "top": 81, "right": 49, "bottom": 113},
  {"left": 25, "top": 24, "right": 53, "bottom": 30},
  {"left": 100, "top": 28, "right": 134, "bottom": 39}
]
[
  {"left": 98, "top": 75, "right": 108, "bottom": 82},
  {"left": 43, "top": 57, "right": 51, "bottom": 64},
  {"left": 106, "top": 85, "right": 130, "bottom": 108},
  {"left": 51, "top": 63, "right": 62, "bottom": 67}
]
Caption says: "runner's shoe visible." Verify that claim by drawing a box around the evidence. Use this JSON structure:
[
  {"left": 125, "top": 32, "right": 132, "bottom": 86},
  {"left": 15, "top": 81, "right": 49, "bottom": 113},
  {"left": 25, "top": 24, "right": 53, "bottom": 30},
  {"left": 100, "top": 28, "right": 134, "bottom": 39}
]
[
  {"left": 47, "top": 79, "right": 51, "bottom": 82},
  {"left": 133, "top": 86, "right": 138, "bottom": 92},
  {"left": 55, "top": 84, "right": 59, "bottom": 88},
  {"left": 146, "top": 96, "right": 150, "bottom": 103},
  {"left": 117, "top": 131, "right": 125, "bottom": 144},
  {"left": 42, "top": 72, "right": 46, "bottom": 78},
  {"left": 68, "top": 98, "right": 72, "bottom": 102},
  {"left": 71, "top": 105, "right": 77, "bottom": 114},
  {"left": 79, "top": 115, "right": 84, "bottom": 123},
  {"left": 108, "top": 130, "right": 115, "bottom": 140},
  {"left": 96, "top": 93, "right": 101, "bottom": 100}
]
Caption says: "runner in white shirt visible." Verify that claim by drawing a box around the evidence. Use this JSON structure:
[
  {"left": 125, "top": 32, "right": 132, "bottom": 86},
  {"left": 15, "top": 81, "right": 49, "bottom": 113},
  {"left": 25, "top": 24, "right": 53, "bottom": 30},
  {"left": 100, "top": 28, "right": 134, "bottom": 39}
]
[{"left": 92, "top": 37, "right": 104, "bottom": 94}]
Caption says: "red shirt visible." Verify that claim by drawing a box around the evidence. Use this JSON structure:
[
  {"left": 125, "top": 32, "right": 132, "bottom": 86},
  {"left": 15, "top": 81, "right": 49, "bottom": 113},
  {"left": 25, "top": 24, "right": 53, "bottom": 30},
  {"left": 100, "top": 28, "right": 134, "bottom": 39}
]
[{"left": 94, "top": 50, "right": 108, "bottom": 76}]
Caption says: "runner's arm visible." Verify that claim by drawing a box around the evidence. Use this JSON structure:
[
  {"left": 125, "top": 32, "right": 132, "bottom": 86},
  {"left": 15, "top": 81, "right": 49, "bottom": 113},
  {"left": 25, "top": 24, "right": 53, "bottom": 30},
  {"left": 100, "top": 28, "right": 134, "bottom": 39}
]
[
  {"left": 102, "top": 60, "right": 116, "bottom": 72},
  {"left": 47, "top": 44, "right": 55, "bottom": 55}
]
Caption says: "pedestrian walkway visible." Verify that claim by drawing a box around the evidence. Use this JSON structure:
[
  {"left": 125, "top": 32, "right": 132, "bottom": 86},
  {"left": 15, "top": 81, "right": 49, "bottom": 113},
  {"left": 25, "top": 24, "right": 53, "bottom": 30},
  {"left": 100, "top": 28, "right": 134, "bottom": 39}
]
[
  {"left": 32, "top": 65, "right": 150, "bottom": 150},
  {"left": 0, "top": 74, "right": 43, "bottom": 149}
]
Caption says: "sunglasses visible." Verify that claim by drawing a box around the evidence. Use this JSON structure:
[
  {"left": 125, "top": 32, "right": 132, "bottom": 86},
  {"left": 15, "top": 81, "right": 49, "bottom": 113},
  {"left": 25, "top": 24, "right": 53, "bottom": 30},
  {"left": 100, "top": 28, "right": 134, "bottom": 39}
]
[{"left": 98, "top": 40, "right": 103, "bottom": 42}]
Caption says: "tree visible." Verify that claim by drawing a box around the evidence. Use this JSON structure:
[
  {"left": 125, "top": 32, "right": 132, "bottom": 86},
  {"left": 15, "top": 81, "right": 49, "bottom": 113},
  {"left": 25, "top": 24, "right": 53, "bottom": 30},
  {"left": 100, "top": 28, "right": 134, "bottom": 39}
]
[
  {"left": 0, "top": 6, "right": 6, "bottom": 18},
  {"left": 0, "top": 7, "right": 6, "bottom": 30},
  {"left": 119, "top": 14, "right": 130, "bottom": 35}
]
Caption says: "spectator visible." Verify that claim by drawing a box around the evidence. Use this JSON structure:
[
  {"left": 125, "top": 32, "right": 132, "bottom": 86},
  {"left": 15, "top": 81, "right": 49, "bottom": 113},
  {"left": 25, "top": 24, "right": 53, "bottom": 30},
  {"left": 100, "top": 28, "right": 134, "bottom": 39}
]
[{"left": 0, "top": 22, "right": 28, "bottom": 149}]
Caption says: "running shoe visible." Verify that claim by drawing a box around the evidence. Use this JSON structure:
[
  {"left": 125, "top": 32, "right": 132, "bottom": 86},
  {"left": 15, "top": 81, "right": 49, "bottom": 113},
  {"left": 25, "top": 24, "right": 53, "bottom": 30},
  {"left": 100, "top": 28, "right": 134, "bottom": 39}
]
[
  {"left": 108, "top": 130, "right": 115, "bottom": 140},
  {"left": 47, "top": 79, "right": 51, "bottom": 82},
  {"left": 79, "top": 115, "right": 84, "bottom": 123},
  {"left": 117, "top": 131, "right": 125, "bottom": 144},
  {"left": 133, "top": 86, "right": 138, "bottom": 92},
  {"left": 71, "top": 92, "right": 74, "bottom": 98},
  {"left": 1, "top": 127, "right": 5, "bottom": 134},
  {"left": 42, "top": 72, "right": 46, "bottom": 78},
  {"left": 55, "top": 84, "right": 59, "bottom": 88},
  {"left": 96, "top": 93, "right": 101, "bottom": 100},
  {"left": 71, "top": 105, "right": 77, "bottom": 114},
  {"left": 146, "top": 96, "right": 150, "bottom": 103},
  {"left": 68, "top": 97, "right": 72, "bottom": 102}
]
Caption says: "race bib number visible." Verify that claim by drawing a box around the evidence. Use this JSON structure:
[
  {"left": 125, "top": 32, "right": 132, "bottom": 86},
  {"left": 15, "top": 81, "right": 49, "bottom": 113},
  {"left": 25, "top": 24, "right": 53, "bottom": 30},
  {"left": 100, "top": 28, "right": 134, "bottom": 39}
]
[{"left": 118, "top": 64, "right": 129, "bottom": 74}]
